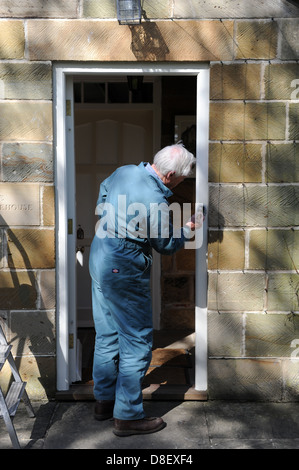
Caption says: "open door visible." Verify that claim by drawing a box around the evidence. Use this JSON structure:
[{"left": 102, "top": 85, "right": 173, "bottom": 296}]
[{"left": 74, "top": 100, "right": 155, "bottom": 328}]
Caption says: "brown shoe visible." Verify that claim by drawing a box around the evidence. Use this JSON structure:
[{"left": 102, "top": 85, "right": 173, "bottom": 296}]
[
  {"left": 94, "top": 400, "right": 114, "bottom": 421},
  {"left": 113, "top": 416, "right": 166, "bottom": 436}
]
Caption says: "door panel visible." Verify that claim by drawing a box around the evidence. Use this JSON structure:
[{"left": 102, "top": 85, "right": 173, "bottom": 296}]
[
  {"left": 75, "top": 109, "right": 153, "bottom": 326},
  {"left": 95, "top": 120, "right": 119, "bottom": 165}
]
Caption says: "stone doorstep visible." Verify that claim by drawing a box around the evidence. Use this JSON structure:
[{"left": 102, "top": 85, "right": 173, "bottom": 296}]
[
  {"left": 144, "top": 348, "right": 193, "bottom": 386},
  {"left": 56, "top": 384, "right": 207, "bottom": 401},
  {"left": 56, "top": 344, "right": 199, "bottom": 401},
  {"left": 150, "top": 348, "right": 192, "bottom": 368}
]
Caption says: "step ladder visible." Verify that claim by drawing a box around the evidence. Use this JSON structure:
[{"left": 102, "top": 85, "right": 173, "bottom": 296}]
[{"left": 0, "top": 325, "right": 35, "bottom": 449}]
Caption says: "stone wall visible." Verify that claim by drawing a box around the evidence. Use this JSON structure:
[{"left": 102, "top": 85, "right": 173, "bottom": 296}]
[
  {"left": 0, "top": 0, "right": 298, "bottom": 400},
  {"left": 208, "top": 23, "right": 299, "bottom": 400}
]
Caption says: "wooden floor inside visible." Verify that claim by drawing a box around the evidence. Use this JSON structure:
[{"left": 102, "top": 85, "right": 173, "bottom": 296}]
[{"left": 56, "top": 328, "right": 207, "bottom": 401}]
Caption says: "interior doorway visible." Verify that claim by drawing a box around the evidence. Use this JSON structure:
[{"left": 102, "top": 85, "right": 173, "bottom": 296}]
[
  {"left": 74, "top": 76, "right": 157, "bottom": 328},
  {"left": 54, "top": 63, "right": 209, "bottom": 397},
  {"left": 73, "top": 75, "right": 198, "bottom": 388},
  {"left": 73, "top": 76, "right": 160, "bottom": 384}
]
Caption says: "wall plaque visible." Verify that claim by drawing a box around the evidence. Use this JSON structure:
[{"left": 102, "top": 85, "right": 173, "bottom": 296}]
[{"left": 0, "top": 183, "right": 40, "bottom": 226}]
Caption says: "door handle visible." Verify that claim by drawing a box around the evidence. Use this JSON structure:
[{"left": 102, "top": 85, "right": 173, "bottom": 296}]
[{"left": 77, "top": 225, "right": 84, "bottom": 239}]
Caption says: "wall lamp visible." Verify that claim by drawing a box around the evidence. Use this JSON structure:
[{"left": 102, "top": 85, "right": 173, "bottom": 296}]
[
  {"left": 127, "top": 76, "right": 143, "bottom": 91},
  {"left": 116, "top": 0, "right": 142, "bottom": 25}
]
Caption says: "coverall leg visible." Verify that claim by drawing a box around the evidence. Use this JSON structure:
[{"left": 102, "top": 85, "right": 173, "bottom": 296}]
[
  {"left": 90, "top": 239, "right": 153, "bottom": 420},
  {"left": 92, "top": 278, "right": 119, "bottom": 401}
]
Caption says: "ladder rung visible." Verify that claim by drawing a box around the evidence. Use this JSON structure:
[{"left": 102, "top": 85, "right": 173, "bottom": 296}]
[
  {"left": 0, "top": 381, "right": 26, "bottom": 418},
  {"left": 0, "top": 325, "right": 35, "bottom": 448},
  {"left": 0, "top": 344, "right": 12, "bottom": 370}
]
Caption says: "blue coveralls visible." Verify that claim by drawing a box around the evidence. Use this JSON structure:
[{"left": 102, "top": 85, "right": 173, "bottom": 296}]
[{"left": 89, "top": 162, "right": 190, "bottom": 420}]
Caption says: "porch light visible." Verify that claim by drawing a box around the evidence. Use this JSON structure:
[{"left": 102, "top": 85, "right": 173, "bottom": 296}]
[
  {"left": 116, "top": 0, "right": 142, "bottom": 25},
  {"left": 127, "top": 76, "right": 143, "bottom": 91}
]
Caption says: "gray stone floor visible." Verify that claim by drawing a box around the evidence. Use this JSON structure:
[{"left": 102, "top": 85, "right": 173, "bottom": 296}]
[{"left": 1, "top": 399, "right": 299, "bottom": 450}]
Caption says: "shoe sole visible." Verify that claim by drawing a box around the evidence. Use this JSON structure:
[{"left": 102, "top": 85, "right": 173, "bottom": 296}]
[
  {"left": 94, "top": 413, "right": 113, "bottom": 421},
  {"left": 113, "top": 421, "right": 166, "bottom": 437}
]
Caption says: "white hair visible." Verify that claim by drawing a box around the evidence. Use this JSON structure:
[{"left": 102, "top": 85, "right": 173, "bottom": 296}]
[{"left": 153, "top": 143, "right": 195, "bottom": 177}]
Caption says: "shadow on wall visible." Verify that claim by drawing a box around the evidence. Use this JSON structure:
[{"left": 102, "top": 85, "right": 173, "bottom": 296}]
[
  {"left": 207, "top": 197, "right": 299, "bottom": 401},
  {"left": 0, "top": 214, "right": 55, "bottom": 399},
  {"left": 129, "top": 22, "right": 169, "bottom": 60}
]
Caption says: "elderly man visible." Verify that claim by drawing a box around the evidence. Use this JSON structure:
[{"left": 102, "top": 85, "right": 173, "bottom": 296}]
[{"left": 89, "top": 143, "right": 196, "bottom": 436}]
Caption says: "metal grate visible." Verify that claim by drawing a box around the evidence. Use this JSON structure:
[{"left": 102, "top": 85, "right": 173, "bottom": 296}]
[{"left": 116, "top": 0, "right": 141, "bottom": 25}]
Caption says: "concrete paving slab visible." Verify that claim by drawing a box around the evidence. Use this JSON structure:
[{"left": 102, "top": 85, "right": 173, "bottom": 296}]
[
  {"left": 0, "top": 400, "right": 56, "bottom": 449},
  {"left": 1, "top": 400, "right": 299, "bottom": 450}
]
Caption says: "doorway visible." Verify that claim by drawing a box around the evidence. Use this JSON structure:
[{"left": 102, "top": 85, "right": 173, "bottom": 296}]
[
  {"left": 74, "top": 76, "right": 160, "bottom": 383},
  {"left": 53, "top": 63, "right": 209, "bottom": 397}
]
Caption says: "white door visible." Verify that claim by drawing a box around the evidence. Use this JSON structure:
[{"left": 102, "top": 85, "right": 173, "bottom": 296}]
[{"left": 75, "top": 107, "right": 154, "bottom": 327}]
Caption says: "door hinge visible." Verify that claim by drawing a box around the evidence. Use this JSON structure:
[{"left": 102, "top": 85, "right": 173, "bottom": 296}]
[
  {"left": 68, "top": 218, "right": 73, "bottom": 234},
  {"left": 69, "top": 333, "right": 74, "bottom": 349},
  {"left": 66, "top": 99, "right": 71, "bottom": 116}
]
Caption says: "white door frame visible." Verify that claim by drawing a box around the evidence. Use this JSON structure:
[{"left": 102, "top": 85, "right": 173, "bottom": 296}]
[{"left": 53, "top": 62, "right": 210, "bottom": 392}]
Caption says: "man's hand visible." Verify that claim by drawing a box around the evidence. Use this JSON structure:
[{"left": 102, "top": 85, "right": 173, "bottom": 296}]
[
  {"left": 186, "top": 210, "right": 205, "bottom": 231},
  {"left": 185, "top": 215, "right": 197, "bottom": 231}
]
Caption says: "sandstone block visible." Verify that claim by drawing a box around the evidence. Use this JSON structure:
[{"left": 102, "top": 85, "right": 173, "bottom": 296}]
[
  {"left": 0, "top": 102, "right": 52, "bottom": 142},
  {"left": 278, "top": 19, "right": 299, "bottom": 60},
  {"left": 208, "top": 358, "right": 282, "bottom": 400},
  {"left": 42, "top": 186, "right": 55, "bottom": 226},
  {"left": 141, "top": 0, "right": 170, "bottom": 18},
  {"left": 246, "top": 313, "right": 299, "bottom": 357},
  {"left": 208, "top": 230, "right": 245, "bottom": 270},
  {"left": 208, "top": 272, "right": 265, "bottom": 311},
  {"left": 208, "top": 312, "right": 243, "bottom": 357},
  {"left": 18, "top": 356, "right": 56, "bottom": 400},
  {"left": 2, "top": 143, "right": 53, "bottom": 182},
  {"left": 289, "top": 103, "right": 299, "bottom": 141},
  {"left": 267, "top": 274, "right": 299, "bottom": 312},
  {"left": 209, "top": 185, "right": 245, "bottom": 227},
  {"left": 264, "top": 63, "right": 299, "bottom": 100},
  {"left": 174, "top": 0, "right": 299, "bottom": 19},
  {"left": 83, "top": 0, "right": 171, "bottom": 19},
  {"left": 7, "top": 229, "right": 55, "bottom": 269},
  {"left": 0, "top": 62, "right": 52, "bottom": 100},
  {"left": 39, "top": 270, "right": 56, "bottom": 309},
  {"left": 236, "top": 20, "right": 278, "bottom": 59},
  {"left": 209, "top": 102, "right": 286, "bottom": 141},
  {"left": 249, "top": 229, "right": 299, "bottom": 270},
  {"left": 0, "top": 20, "right": 24, "bottom": 59},
  {"left": 209, "top": 143, "right": 262, "bottom": 183},
  {"left": 0, "top": 271, "right": 36, "bottom": 309},
  {"left": 0, "top": 360, "right": 12, "bottom": 394},
  {"left": 83, "top": 0, "right": 117, "bottom": 18},
  {"left": 210, "top": 63, "right": 261, "bottom": 100},
  {"left": 246, "top": 185, "right": 299, "bottom": 227},
  {"left": 244, "top": 103, "right": 286, "bottom": 140},
  {"left": 209, "top": 185, "right": 299, "bottom": 228},
  {"left": 210, "top": 102, "right": 244, "bottom": 141},
  {"left": 0, "top": 229, "right": 3, "bottom": 268},
  {"left": 0, "top": 0, "right": 78, "bottom": 18},
  {"left": 266, "top": 143, "right": 299, "bottom": 183},
  {"left": 0, "top": 183, "right": 40, "bottom": 226},
  {"left": 27, "top": 20, "right": 234, "bottom": 61},
  {"left": 9, "top": 310, "right": 55, "bottom": 356},
  {"left": 283, "top": 360, "right": 299, "bottom": 401}
]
